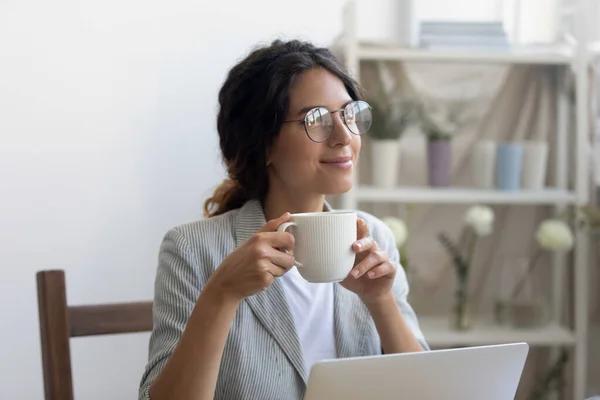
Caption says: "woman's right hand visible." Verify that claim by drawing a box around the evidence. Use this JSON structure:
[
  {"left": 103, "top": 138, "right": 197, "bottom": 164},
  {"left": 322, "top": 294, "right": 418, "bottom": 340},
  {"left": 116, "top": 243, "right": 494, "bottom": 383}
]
[{"left": 205, "top": 212, "right": 296, "bottom": 302}]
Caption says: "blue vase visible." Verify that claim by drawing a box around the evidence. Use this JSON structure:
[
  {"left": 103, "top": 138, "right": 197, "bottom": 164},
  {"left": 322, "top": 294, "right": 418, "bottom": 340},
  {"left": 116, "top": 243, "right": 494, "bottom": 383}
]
[{"left": 496, "top": 143, "right": 523, "bottom": 191}]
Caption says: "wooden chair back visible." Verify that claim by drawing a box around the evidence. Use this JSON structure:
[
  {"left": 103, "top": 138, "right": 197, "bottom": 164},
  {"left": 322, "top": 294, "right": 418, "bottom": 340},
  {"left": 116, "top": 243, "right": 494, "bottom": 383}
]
[{"left": 36, "top": 269, "right": 153, "bottom": 400}]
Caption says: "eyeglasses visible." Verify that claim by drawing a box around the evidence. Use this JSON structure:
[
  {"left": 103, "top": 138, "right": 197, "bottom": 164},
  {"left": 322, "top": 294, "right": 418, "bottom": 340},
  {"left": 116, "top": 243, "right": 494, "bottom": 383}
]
[{"left": 283, "top": 100, "right": 372, "bottom": 143}]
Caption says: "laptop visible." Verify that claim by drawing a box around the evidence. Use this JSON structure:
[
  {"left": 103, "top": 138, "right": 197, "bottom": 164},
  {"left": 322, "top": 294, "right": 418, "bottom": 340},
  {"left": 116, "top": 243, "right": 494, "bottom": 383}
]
[{"left": 304, "top": 343, "right": 529, "bottom": 400}]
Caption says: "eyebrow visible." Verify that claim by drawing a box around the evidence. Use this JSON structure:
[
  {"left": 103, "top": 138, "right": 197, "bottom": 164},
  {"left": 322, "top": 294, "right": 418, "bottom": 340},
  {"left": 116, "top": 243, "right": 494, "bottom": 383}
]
[{"left": 295, "top": 100, "right": 354, "bottom": 117}]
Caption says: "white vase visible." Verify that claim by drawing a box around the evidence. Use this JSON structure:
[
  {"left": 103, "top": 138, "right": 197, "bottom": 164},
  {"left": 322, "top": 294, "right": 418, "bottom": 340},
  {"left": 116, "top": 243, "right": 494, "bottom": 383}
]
[
  {"left": 471, "top": 140, "right": 496, "bottom": 189},
  {"left": 522, "top": 141, "right": 549, "bottom": 190},
  {"left": 371, "top": 139, "right": 401, "bottom": 188},
  {"left": 356, "top": 0, "right": 417, "bottom": 46}
]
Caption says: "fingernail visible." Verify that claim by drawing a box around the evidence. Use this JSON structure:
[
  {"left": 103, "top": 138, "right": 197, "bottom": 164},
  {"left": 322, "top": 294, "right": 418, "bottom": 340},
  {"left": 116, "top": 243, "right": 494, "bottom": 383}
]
[
  {"left": 355, "top": 243, "right": 362, "bottom": 250},
  {"left": 352, "top": 270, "right": 359, "bottom": 278},
  {"left": 368, "top": 271, "right": 375, "bottom": 279}
]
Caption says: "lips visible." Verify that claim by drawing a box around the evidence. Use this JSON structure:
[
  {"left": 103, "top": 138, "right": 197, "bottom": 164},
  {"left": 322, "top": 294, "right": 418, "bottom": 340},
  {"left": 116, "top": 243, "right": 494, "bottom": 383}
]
[{"left": 321, "top": 155, "right": 352, "bottom": 164}]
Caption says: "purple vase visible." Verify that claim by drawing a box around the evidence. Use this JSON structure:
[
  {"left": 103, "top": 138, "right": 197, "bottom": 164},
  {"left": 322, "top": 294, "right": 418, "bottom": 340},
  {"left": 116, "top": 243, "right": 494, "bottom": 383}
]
[{"left": 427, "top": 140, "right": 451, "bottom": 187}]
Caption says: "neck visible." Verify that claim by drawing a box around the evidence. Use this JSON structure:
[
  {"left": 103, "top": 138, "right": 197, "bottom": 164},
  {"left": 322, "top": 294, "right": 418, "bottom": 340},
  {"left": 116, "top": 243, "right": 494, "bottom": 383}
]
[{"left": 263, "top": 185, "right": 326, "bottom": 222}]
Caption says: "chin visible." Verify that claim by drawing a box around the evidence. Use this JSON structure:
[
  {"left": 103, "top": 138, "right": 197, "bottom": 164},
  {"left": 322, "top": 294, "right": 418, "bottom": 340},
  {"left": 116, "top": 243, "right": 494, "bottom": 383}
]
[{"left": 319, "top": 178, "right": 353, "bottom": 196}]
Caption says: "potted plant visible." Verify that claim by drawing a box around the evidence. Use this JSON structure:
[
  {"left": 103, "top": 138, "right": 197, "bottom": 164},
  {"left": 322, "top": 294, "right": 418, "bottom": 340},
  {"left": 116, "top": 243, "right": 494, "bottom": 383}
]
[
  {"left": 419, "top": 99, "right": 465, "bottom": 187},
  {"left": 437, "top": 205, "right": 495, "bottom": 330},
  {"left": 368, "top": 93, "right": 415, "bottom": 188}
]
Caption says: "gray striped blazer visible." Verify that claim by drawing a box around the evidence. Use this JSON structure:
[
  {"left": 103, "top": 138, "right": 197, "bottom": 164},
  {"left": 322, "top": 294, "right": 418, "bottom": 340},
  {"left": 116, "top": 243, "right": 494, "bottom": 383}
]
[{"left": 139, "top": 199, "right": 428, "bottom": 400}]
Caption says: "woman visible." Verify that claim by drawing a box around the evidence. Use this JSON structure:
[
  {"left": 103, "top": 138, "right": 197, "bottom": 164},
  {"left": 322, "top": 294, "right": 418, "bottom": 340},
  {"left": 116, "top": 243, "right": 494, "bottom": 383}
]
[{"left": 139, "top": 39, "right": 428, "bottom": 400}]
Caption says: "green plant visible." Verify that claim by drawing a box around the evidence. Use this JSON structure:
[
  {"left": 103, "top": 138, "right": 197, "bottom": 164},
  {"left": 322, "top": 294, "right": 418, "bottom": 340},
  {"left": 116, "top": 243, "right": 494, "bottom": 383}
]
[
  {"left": 438, "top": 230, "right": 473, "bottom": 330},
  {"left": 527, "top": 350, "right": 569, "bottom": 400},
  {"left": 581, "top": 204, "right": 600, "bottom": 234},
  {"left": 419, "top": 104, "right": 457, "bottom": 141},
  {"left": 418, "top": 93, "right": 471, "bottom": 142},
  {"left": 423, "top": 125, "right": 453, "bottom": 141},
  {"left": 437, "top": 205, "right": 495, "bottom": 330},
  {"left": 510, "top": 219, "right": 574, "bottom": 299},
  {"left": 368, "top": 94, "right": 416, "bottom": 140},
  {"left": 366, "top": 62, "right": 418, "bottom": 141}
]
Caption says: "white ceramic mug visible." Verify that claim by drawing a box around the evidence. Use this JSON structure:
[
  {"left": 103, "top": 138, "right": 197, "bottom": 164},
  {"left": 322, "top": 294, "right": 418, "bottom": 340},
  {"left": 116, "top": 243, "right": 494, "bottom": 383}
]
[{"left": 277, "top": 211, "right": 357, "bottom": 283}]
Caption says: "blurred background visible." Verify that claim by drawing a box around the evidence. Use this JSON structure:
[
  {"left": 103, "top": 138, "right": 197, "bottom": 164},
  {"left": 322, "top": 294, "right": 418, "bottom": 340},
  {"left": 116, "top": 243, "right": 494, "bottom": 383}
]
[{"left": 1, "top": 0, "right": 598, "bottom": 399}]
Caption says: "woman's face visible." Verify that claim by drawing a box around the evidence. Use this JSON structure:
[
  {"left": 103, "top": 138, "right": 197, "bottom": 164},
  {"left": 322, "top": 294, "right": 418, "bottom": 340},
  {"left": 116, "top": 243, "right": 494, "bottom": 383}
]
[{"left": 267, "top": 67, "right": 361, "bottom": 197}]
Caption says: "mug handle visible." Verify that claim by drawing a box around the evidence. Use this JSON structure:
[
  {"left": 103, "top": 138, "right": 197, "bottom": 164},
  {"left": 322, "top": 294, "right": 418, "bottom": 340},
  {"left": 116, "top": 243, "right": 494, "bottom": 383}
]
[{"left": 277, "top": 222, "right": 303, "bottom": 268}]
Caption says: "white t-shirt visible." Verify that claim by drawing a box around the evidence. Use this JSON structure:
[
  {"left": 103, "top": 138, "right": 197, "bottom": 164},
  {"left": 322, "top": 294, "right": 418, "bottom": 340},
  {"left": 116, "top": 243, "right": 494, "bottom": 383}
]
[{"left": 279, "top": 266, "right": 337, "bottom": 376}]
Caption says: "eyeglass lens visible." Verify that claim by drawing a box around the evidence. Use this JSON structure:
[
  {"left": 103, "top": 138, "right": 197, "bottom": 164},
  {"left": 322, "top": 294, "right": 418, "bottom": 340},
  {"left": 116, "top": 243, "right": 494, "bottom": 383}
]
[{"left": 304, "top": 100, "right": 372, "bottom": 143}]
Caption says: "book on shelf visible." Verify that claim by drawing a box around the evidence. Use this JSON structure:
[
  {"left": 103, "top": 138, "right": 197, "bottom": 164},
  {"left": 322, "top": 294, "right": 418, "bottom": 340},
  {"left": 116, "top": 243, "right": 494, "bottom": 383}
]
[{"left": 419, "top": 20, "right": 510, "bottom": 52}]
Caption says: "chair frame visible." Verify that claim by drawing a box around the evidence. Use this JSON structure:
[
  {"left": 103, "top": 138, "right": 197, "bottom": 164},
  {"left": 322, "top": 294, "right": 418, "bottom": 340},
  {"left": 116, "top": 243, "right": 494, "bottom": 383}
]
[{"left": 36, "top": 270, "right": 153, "bottom": 400}]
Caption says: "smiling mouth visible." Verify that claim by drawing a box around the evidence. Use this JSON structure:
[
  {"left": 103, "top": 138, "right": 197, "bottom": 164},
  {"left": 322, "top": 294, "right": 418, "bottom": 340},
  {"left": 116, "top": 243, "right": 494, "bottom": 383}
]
[
  {"left": 320, "top": 156, "right": 353, "bottom": 169},
  {"left": 321, "top": 156, "right": 352, "bottom": 163}
]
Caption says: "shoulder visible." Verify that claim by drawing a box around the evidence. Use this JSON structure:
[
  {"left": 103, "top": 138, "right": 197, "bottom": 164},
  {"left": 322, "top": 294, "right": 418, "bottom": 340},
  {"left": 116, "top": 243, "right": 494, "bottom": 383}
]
[
  {"left": 161, "top": 208, "right": 239, "bottom": 264},
  {"left": 170, "top": 208, "right": 238, "bottom": 242},
  {"left": 153, "top": 209, "right": 241, "bottom": 288}
]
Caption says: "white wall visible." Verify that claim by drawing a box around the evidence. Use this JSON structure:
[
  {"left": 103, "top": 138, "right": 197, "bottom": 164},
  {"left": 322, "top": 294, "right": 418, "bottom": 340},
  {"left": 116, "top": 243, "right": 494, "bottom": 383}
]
[{"left": 0, "top": 0, "right": 346, "bottom": 398}]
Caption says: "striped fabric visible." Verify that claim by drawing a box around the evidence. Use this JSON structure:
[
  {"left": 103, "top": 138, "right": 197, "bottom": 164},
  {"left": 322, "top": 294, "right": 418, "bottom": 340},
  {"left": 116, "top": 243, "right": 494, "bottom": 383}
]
[{"left": 139, "top": 200, "right": 428, "bottom": 400}]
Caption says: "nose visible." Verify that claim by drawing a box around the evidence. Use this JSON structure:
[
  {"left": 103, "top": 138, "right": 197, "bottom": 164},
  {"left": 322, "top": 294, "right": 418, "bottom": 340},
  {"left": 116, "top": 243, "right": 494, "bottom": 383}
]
[{"left": 327, "top": 112, "right": 352, "bottom": 147}]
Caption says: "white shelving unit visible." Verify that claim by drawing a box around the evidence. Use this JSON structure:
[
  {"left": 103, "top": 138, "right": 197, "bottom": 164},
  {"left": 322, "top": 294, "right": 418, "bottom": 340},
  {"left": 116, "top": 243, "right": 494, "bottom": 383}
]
[
  {"left": 354, "top": 187, "right": 577, "bottom": 205},
  {"left": 334, "top": 2, "right": 592, "bottom": 399},
  {"left": 420, "top": 316, "right": 576, "bottom": 348},
  {"left": 353, "top": 43, "right": 575, "bottom": 65}
]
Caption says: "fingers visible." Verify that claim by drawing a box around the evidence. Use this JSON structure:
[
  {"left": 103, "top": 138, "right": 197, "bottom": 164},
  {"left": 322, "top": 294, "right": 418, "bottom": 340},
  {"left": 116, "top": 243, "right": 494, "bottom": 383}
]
[
  {"left": 250, "top": 234, "right": 295, "bottom": 277},
  {"left": 353, "top": 236, "right": 377, "bottom": 253},
  {"left": 265, "top": 246, "right": 296, "bottom": 270},
  {"left": 268, "top": 263, "right": 291, "bottom": 277},
  {"left": 256, "top": 258, "right": 291, "bottom": 279},
  {"left": 351, "top": 249, "right": 389, "bottom": 279},
  {"left": 363, "top": 260, "right": 396, "bottom": 280},
  {"left": 260, "top": 212, "right": 292, "bottom": 233},
  {"left": 356, "top": 218, "right": 369, "bottom": 240},
  {"left": 252, "top": 231, "right": 295, "bottom": 251}
]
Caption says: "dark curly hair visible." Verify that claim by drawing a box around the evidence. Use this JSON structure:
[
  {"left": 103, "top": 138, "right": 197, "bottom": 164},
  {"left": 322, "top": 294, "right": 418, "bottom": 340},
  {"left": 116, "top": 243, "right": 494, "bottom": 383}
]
[{"left": 204, "top": 39, "right": 363, "bottom": 217}]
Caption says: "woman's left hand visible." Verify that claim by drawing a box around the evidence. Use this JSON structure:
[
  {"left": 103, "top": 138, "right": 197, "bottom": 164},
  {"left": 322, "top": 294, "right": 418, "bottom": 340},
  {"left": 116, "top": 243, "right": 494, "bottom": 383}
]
[{"left": 340, "top": 218, "right": 397, "bottom": 304}]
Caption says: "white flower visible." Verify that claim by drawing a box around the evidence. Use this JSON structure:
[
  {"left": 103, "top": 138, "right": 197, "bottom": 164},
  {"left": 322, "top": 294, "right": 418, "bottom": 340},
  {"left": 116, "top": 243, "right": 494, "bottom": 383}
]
[
  {"left": 464, "top": 205, "right": 494, "bottom": 236},
  {"left": 382, "top": 217, "right": 408, "bottom": 247},
  {"left": 536, "top": 219, "right": 574, "bottom": 252}
]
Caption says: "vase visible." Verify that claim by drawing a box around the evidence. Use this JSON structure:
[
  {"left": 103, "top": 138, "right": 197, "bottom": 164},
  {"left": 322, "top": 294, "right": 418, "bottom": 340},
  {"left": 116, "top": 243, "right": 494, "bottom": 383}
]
[
  {"left": 451, "top": 299, "right": 472, "bottom": 331},
  {"left": 450, "top": 277, "right": 472, "bottom": 331},
  {"left": 371, "top": 139, "right": 401, "bottom": 188},
  {"left": 355, "top": 0, "right": 417, "bottom": 46},
  {"left": 496, "top": 142, "right": 523, "bottom": 191},
  {"left": 471, "top": 140, "right": 496, "bottom": 189},
  {"left": 427, "top": 139, "right": 451, "bottom": 187},
  {"left": 522, "top": 141, "right": 549, "bottom": 190}
]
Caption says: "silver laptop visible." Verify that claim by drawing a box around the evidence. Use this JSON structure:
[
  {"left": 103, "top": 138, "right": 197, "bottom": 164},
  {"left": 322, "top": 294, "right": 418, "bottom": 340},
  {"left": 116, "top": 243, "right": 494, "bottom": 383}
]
[{"left": 304, "top": 343, "right": 529, "bottom": 400}]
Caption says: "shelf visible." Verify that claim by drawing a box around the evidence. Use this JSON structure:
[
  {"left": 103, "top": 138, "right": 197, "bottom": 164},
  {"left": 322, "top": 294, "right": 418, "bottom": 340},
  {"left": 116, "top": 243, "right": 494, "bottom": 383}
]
[
  {"left": 335, "top": 2, "right": 591, "bottom": 397},
  {"left": 419, "top": 316, "right": 576, "bottom": 347},
  {"left": 356, "top": 42, "right": 574, "bottom": 65},
  {"left": 354, "top": 187, "right": 577, "bottom": 205}
]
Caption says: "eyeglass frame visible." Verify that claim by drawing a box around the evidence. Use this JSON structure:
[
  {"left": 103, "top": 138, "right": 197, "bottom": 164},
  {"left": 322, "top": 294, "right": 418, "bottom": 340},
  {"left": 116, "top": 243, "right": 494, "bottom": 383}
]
[{"left": 282, "top": 100, "right": 372, "bottom": 143}]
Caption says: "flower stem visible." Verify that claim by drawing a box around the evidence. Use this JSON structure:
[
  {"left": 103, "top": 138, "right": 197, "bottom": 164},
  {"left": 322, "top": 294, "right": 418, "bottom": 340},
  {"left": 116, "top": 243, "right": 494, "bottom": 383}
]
[
  {"left": 464, "top": 228, "right": 478, "bottom": 277},
  {"left": 510, "top": 248, "right": 543, "bottom": 299}
]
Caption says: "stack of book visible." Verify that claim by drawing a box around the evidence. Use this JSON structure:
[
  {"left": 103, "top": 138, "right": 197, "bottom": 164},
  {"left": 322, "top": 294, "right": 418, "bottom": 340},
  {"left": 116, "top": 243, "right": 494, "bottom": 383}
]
[{"left": 419, "top": 21, "right": 510, "bottom": 51}]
